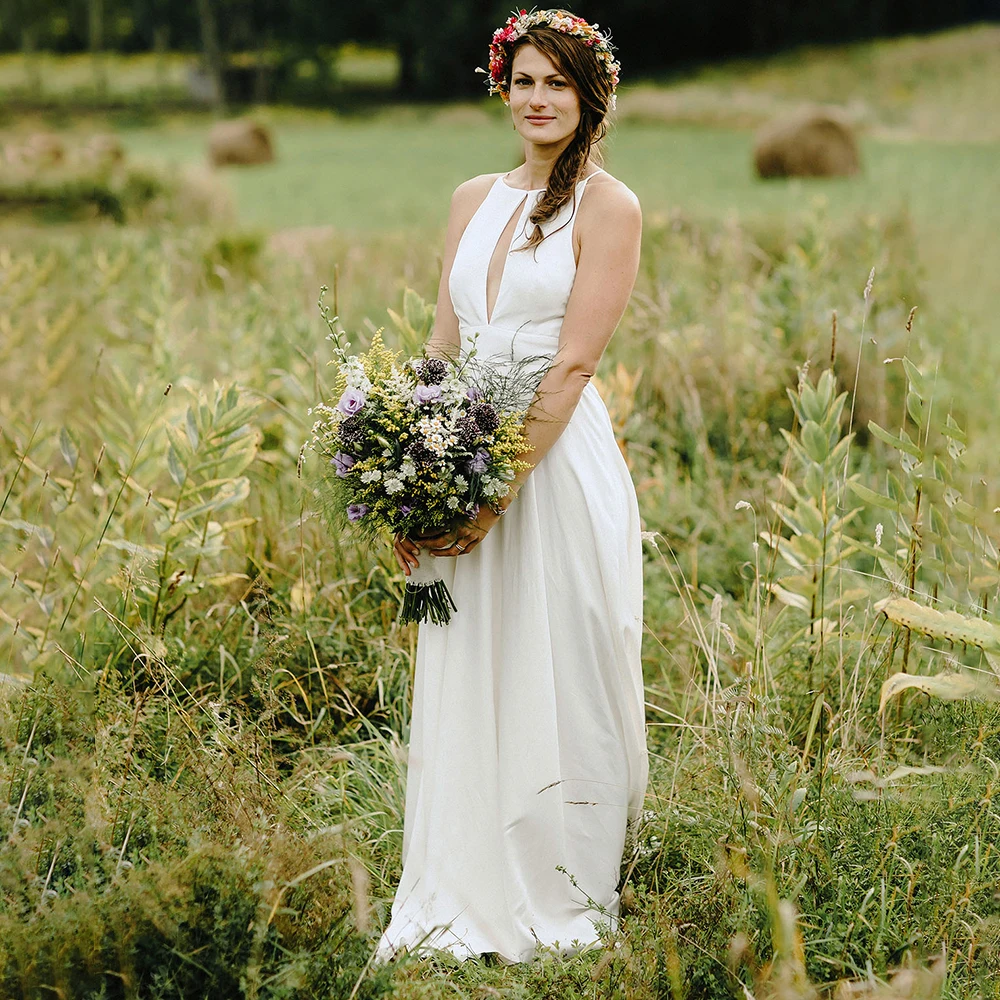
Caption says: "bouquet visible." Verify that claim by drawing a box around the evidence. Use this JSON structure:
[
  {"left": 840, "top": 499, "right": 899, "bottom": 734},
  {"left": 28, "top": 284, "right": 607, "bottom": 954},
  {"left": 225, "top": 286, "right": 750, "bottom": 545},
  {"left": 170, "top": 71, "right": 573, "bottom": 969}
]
[{"left": 309, "top": 290, "right": 541, "bottom": 625}]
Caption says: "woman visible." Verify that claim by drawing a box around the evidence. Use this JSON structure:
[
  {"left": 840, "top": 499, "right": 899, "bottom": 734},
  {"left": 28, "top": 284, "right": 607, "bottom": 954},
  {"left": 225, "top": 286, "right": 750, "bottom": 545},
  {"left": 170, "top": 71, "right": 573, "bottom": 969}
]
[{"left": 376, "top": 10, "right": 648, "bottom": 963}]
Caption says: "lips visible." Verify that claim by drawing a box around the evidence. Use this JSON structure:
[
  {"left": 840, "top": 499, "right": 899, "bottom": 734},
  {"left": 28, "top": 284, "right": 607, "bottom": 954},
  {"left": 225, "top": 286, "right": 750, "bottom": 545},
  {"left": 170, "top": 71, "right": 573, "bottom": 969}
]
[{"left": 525, "top": 116, "right": 555, "bottom": 124}]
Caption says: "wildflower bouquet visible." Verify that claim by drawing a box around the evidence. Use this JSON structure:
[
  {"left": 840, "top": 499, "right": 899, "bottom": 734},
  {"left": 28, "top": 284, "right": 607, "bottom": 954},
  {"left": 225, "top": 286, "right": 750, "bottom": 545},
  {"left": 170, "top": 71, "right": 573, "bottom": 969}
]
[{"left": 309, "top": 290, "right": 538, "bottom": 625}]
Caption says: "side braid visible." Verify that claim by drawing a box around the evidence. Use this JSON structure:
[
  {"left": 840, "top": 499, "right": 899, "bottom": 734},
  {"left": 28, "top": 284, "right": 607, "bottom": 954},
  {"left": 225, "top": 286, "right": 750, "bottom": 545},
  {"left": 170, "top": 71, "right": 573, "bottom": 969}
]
[
  {"left": 522, "top": 124, "right": 595, "bottom": 250},
  {"left": 503, "top": 25, "right": 614, "bottom": 251}
]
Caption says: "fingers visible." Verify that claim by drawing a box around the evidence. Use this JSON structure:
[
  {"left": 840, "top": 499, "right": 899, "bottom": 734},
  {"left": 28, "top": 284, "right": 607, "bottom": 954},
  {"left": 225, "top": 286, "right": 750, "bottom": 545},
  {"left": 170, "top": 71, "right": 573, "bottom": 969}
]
[
  {"left": 428, "top": 528, "right": 485, "bottom": 558},
  {"left": 393, "top": 537, "right": 420, "bottom": 576}
]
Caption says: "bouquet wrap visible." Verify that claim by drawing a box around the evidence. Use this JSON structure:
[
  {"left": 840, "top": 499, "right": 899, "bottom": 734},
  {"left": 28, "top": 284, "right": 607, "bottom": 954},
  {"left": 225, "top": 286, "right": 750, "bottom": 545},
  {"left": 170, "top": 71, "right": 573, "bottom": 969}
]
[{"left": 400, "top": 553, "right": 456, "bottom": 626}]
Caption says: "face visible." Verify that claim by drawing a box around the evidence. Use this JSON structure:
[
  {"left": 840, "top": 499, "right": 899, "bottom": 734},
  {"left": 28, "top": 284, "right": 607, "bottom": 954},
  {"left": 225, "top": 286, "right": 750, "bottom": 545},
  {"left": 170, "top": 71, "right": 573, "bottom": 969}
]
[{"left": 509, "top": 44, "right": 581, "bottom": 148}]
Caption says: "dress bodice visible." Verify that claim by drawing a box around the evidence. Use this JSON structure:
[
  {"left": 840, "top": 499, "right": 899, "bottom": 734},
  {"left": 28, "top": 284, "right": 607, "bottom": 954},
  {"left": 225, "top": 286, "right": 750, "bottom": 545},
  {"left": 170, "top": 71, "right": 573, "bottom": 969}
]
[{"left": 448, "top": 172, "right": 601, "bottom": 364}]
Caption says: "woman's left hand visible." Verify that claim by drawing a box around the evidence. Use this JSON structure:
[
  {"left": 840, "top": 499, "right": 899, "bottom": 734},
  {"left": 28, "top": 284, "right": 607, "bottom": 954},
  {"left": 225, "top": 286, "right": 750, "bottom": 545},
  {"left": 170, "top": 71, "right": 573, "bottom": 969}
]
[{"left": 427, "top": 507, "right": 501, "bottom": 558}]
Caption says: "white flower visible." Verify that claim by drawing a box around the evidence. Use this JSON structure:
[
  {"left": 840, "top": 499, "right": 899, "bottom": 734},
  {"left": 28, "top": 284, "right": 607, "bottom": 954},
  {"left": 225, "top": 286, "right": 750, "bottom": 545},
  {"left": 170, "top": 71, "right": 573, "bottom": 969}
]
[
  {"left": 400, "top": 459, "right": 417, "bottom": 480},
  {"left": 417, "top": 414, "right": 458, "bottom": 457},
  {"left": 382, "top": 448, "right": 392, "bottom": 458},
  {"left": 446, "top": 496, "right": 460, "bottom": 510},
  {"left": 360, "top": 469, "right": 381, "bottom": 484},
  {"left": 454, "top": 474, "right": 468, "bottom": 491},
  {"left": 384, "top": 477, "right": 404, "bottom": 494},
  {"left": 341, "top": 356, "right": 373, "bottom": 393}
]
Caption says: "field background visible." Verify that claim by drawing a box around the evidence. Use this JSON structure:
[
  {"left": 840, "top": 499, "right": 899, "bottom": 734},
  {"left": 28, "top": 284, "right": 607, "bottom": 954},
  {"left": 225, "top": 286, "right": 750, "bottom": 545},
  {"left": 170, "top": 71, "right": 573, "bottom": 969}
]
[{"left": 2, "top": 23, "right": 1000, "bottom": 1000}]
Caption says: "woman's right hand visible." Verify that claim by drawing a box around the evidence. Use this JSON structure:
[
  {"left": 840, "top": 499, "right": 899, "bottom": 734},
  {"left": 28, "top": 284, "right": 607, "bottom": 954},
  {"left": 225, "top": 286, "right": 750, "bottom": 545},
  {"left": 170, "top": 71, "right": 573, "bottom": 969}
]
[{"left": 393, "top": 534, "right": 422, "bottom": 576}]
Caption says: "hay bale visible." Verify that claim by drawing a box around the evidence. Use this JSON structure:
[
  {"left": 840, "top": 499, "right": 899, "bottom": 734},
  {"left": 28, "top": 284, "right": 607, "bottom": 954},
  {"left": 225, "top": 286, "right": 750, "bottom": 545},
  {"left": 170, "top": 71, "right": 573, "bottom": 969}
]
[
  {"left": 24, "top": 133, "right": 66, "bottom": 168},
  {"left": 753, "top": 110, "right": 860, "bottom": 179},
  {"left": 82, "top": 133, "right": 125, "bottom": 168},
  {"left": 208, "top": 119, "right": 275, "bottom": 167}
]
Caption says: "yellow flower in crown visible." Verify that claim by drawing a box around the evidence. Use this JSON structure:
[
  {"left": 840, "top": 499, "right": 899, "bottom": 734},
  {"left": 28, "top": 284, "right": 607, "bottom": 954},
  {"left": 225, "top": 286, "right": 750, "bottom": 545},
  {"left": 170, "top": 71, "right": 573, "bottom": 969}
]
[{"left": 481, "top": 8, "right": 621, "bottom": 103}]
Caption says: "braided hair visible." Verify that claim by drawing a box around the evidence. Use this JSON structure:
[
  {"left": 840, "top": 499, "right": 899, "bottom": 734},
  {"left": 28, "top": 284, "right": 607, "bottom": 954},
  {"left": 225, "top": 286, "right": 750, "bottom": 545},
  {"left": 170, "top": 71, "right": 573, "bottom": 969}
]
[{"left": 505, "top": 25, "right": 614, "bottom": 250}]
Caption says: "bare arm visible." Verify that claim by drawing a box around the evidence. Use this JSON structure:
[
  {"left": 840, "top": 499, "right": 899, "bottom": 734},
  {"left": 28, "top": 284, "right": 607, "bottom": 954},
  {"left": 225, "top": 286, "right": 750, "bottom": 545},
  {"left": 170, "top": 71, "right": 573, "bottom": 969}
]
[
  {"left": 503, "top": 178, "right": 642, "bottom": 499},
  {"left": 418, "top": 177, "right": 642, "bottom": 563}
]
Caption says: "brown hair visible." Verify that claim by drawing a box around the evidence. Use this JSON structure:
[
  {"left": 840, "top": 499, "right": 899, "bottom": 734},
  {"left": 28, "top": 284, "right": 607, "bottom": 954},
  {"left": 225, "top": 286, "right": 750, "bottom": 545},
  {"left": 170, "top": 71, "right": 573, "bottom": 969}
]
[{"left": 505, "top": 21, "right": 614, "bottom": 249}]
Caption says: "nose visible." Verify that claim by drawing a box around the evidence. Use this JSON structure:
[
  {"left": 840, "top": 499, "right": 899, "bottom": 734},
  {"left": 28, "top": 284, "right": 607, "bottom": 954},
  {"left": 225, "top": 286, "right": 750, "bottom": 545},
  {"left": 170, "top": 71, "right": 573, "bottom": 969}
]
[{"left": 530, "top": 84, "right": 548, "bottom": 108}]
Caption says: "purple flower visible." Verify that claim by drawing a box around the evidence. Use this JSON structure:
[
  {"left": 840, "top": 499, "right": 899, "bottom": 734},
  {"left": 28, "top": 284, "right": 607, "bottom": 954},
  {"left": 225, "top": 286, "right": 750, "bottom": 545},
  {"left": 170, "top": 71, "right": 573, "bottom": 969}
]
[
  {"left": 465, "top": 386, "right": 482, "bottom": 402},
  {"left": 331, "top": 451, "right": 356, "bottom": 477},
  {"left": 347, "top": 503, "right": 369, "bottom": 522},
  {"left": 465, "top": 502, "right": 480, "bottom": 520},
  {"left": 470, "top": 449, "right": 490, "bottom": 474},
  {"left": 470, "top": 401, "right": 499, "bottom": 433},
  {"left": 400, "top": 504, "right": 412, "bottom": 515},
  {"left": 337, "top": 388, "right": 366, "bottom": 416},
  {"left": 413, "top": 384, "right": 442, "bottom": 406}
]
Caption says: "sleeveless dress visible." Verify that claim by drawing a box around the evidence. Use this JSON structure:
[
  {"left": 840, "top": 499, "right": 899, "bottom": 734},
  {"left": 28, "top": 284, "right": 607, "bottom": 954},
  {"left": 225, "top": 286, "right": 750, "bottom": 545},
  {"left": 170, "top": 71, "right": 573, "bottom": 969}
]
[{"left": 375, "top": 171, "right": 649, "bottom": 964}]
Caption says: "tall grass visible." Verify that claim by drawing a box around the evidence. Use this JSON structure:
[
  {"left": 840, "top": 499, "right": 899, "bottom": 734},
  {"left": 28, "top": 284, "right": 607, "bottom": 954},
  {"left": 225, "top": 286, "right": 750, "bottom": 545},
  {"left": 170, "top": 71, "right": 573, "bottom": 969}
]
[{"left": 1, "top": 190, "right": 999, "bottom": 998}]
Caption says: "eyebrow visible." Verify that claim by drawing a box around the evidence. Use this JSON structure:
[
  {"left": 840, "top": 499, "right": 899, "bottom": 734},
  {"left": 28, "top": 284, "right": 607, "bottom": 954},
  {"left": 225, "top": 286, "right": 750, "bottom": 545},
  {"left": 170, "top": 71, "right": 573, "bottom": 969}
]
[{"left": 512, "top": 72, "right": 567, "bottom": 80}]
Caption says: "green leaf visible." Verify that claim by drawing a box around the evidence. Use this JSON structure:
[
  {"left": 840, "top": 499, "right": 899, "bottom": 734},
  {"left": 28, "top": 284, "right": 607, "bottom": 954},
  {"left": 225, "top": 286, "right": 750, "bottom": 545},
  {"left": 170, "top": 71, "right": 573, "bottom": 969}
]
[
  {"left": 942, "top": 414, "right": 967, "bottom": 445},
  {"left": 185, "top": 407, "right": 200, "bottom": 450},
  {"left": 906, "top": 390, "right": 924, "bottom": 428},
  {"left": 875, "top": 596, "right": 1000, "bottom": 652},
  {"left": 902, "top": 358, "right": 929, "bottom": 398},
  {"left": 801, "top": 421, "right": 829, "bottom": 464},
  {"left": 167, "top": 444, "right": 186, "bottom": 487},
  {"left": 849, "top": 481, "right": 899, "bottom": 512},
  {"left": 796, "top": 500, "right": 825, "bottom": 538},
  {"left": 770, "top": 584, "right": 812, "bottom": 613},
  {"left": 868, "top": 421, "right": 922, "bottom": 458},
  {"left": 177, "top": 476, "right": 251, "bottom": 523},
  {"left": 58, "top": 427, "right": 79, "bottom": 470},
  {"left": 879, "top": 670, "right": 1000, "bottom": 714}
]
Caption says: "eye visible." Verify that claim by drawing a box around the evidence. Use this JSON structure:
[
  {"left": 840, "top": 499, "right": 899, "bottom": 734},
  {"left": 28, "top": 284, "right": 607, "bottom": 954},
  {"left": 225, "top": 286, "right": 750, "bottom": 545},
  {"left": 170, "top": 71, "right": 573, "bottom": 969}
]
[
  {"left": 513, "top": 77, "right": 532, "bottom": 87},
  {"left": 550, "top": 79, "right": 567, "bottom": 88}
]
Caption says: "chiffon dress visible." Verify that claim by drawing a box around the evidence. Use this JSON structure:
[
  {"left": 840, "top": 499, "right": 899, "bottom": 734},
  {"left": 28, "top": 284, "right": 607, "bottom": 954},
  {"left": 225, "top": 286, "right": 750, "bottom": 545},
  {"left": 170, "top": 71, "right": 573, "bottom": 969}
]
[{"left": 375, "top": 171, "right": 648, "bottom": 963}]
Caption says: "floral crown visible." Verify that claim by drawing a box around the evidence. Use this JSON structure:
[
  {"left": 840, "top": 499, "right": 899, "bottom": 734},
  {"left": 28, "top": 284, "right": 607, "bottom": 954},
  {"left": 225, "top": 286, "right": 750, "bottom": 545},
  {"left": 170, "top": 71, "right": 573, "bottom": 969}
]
[{"left": 481, "top": 9, "right": 621, "bottom": 106}]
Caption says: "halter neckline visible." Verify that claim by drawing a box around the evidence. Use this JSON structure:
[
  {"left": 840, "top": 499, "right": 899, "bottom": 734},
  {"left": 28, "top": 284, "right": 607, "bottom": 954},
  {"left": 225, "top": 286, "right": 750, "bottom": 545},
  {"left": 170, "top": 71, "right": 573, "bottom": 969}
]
[{"left": 500, "top": 169, "right": 604, "bottom": 194}]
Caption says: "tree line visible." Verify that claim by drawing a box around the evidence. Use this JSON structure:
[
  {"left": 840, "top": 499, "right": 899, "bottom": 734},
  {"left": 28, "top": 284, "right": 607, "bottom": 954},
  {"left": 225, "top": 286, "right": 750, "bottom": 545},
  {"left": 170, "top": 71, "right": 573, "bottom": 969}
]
[{"left": 0, "top": 0, "right": 997, "bottom": 99}]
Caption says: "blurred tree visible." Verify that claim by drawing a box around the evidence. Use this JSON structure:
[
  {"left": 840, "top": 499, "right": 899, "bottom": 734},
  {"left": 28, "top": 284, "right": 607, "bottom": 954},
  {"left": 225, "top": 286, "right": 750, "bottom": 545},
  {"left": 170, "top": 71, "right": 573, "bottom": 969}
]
[{"left": 0, "top": 0, "right": 996, "bottom": 92}]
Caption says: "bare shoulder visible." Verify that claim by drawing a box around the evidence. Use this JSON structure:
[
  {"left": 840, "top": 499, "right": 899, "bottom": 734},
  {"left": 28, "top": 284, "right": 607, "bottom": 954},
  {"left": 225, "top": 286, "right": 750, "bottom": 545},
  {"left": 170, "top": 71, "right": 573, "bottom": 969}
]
[
  {"left": 450, "top": 173, "right": 502, "bottom": 217},
  {"left": 581, "top": 170, "right": 641, "bottom": 224}
]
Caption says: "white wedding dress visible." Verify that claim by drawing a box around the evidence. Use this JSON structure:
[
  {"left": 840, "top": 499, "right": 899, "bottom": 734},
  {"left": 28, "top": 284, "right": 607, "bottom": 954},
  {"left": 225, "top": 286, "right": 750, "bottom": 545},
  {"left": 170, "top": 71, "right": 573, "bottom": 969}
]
[{"left": 375, "top": 171, "right": 649, "bottom": 963}]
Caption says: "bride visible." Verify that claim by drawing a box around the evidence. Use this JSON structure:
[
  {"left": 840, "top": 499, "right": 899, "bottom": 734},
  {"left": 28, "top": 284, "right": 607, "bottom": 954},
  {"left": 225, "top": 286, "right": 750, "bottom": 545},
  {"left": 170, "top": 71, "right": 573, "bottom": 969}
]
[{"left": 377, "top": 9, "right": 648, "bottom": 963}]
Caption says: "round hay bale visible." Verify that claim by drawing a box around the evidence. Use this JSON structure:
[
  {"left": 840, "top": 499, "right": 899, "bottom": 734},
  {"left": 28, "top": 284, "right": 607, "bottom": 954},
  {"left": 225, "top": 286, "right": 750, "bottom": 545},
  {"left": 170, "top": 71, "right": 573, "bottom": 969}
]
[
  {"left": 82, "top": 133, "right": 125, "bottom": 167},
  {"left": 753, "top": 110, "right": 860, "bottom": 179},
  {"left": 24, "top": 133, "right": 66, "bottom": 168},
  {"left": 208, "top": 119, "right": 275, "bottom": 168}
]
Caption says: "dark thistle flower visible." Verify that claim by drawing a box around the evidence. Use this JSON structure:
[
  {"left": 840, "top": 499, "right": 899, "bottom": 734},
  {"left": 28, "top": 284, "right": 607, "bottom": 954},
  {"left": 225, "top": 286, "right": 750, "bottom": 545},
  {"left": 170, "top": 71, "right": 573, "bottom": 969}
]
[
  {"left": 406, "top": 440, "right": 435, "bottom": 464},
  {"left": 420, "top": 358, "right": 448, "bottom": 384},
  {"left": 470, "top": 402, "right": 499, "bottom": 433},
  {"left": 456, "top": 415, "right": 479, "bottom": 447},
  {"left": 338, "top": 414, "right": 362, "bottom": 445}
]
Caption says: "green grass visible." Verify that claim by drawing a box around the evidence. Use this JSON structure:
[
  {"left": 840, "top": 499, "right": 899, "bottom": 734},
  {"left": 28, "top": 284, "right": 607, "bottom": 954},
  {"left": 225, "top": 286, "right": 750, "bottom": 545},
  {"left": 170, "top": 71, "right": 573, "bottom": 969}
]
[
  {"left": 3, "top": 24, "right": 1000, "bottom": 1000},
  {"left": 116, "top": 110, "right": 1000, "bottom": 352}
]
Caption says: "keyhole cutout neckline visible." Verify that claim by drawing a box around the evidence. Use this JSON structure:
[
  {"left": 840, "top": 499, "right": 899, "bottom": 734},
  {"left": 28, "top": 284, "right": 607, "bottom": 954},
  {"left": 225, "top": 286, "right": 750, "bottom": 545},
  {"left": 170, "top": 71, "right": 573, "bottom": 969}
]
[
  {"left": 486, "top": 168, "right": 605, "bottom": 325},
  {"left": 485, "top": 193, "right": 530, "bottom": 325},
  {"left": 500, "top": 167, "right": 605, "bottom": 194}
]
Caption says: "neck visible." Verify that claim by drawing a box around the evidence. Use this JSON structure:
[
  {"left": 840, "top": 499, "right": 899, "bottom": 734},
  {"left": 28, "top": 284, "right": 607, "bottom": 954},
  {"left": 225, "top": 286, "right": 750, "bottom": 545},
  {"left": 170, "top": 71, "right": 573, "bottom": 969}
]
[{"left": 521, "top": 135, "right": 579, "bottom": 189}]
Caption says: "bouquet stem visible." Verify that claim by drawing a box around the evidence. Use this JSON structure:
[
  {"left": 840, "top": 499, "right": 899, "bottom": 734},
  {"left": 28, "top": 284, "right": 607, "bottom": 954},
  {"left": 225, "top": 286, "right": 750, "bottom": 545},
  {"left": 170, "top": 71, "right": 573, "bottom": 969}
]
[{"left": 399, "top": 556, "right": 457, "bottom": 626}]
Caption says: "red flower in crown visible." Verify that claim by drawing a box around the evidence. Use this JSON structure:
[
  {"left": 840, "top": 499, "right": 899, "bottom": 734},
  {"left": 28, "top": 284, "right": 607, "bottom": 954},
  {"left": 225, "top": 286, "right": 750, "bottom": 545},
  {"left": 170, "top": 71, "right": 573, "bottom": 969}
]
[{"left": 479, "top": 8, "right": 621, "bottom": 104}]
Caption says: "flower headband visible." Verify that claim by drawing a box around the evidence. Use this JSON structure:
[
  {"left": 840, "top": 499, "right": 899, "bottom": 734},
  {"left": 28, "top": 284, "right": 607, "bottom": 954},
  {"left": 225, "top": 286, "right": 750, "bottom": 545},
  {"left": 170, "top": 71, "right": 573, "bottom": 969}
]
[{"left": 481, "top": 9, "right": 621, "bottom": 106}]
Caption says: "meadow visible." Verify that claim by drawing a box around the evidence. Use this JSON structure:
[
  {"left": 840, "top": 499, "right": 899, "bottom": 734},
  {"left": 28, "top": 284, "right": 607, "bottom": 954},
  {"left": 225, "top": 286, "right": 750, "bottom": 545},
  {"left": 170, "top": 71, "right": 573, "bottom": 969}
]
[{"left": 2, "top": 24, "right": 1000, "bottom": 1000}]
